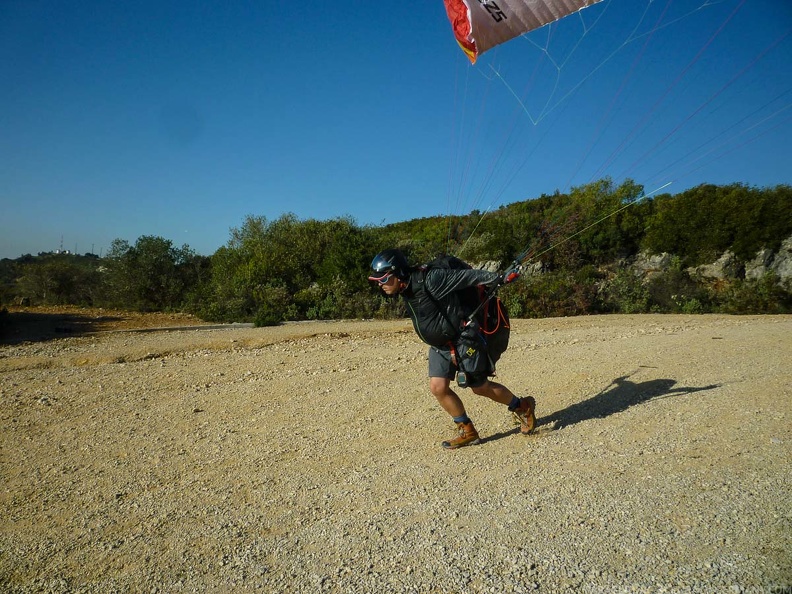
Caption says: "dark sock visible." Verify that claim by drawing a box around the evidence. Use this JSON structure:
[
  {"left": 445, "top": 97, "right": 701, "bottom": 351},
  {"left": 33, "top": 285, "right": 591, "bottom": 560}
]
[
  {"left": 508, "top": 396, "right": 521, "bottom": 411},
  {"left": 453, "top": 414, "right": 471, "bottom": 424}
]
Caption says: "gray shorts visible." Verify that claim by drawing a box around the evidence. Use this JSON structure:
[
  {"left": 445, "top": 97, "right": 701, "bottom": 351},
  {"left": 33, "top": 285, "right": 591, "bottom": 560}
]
[
  {"left": 428, "top": 344, "right": 491, "bottom": 388},
  {"left": 428, "top": 345, "right": 456, "bottom": 380}
]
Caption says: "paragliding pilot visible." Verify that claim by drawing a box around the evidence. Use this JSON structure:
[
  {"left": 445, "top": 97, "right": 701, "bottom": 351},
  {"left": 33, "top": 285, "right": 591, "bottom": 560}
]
[{"left": 369, "top": 248, "right": 535, "bottom": 449}]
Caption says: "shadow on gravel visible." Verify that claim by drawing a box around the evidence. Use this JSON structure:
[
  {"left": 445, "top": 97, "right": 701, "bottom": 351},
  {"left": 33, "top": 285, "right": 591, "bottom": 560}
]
[
  {"left": 480, "top": 373, "right": 720, "bottom": 444},
  {"left": 538, "top": 373, "right": 721, "bottom": 431},
  {"left": 0, "top": 310, "right": 121, "bottom": 345}
]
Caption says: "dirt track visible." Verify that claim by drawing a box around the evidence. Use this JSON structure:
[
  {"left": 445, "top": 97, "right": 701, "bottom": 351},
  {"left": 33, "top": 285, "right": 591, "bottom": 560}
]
[{"left": 1, "top": 312, "right": 790, "bottom": 592}]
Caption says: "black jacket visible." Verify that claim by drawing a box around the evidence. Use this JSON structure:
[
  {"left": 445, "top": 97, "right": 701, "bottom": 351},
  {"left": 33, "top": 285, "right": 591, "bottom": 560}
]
[{"left": 401, "top": 267, "right": 500, "bottom": 347}]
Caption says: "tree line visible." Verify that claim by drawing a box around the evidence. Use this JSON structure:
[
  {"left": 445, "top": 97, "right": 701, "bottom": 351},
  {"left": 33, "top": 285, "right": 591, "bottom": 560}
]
[{"left": 2, "top": 180, "right": 790, "bottom": 323}]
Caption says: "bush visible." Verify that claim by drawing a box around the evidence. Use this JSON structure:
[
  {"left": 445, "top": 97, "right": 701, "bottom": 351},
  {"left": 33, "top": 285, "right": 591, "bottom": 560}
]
[
  {"left": 715, "top": 275, "right": 792, "bottom": 314},
  {"left": 253, "top": 284, "right": 291, "bottom": 327},
  {"left": 645, "top": 258, "right": 711, "bottom": 313},
  {"left": 505, "top": 266, "right": 603, "bottom": 318},
  {"left": 600, "top": 267, "right": 650, "bottom": 313}
]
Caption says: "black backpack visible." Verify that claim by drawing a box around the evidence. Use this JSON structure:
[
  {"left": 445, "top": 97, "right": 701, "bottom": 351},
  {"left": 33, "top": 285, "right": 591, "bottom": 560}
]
[
  {"left": 421, "top": 254, "right": 481, "bottom": 314},
  {"left": 423, "top": 254, "right": 510, "bottom": 361}
]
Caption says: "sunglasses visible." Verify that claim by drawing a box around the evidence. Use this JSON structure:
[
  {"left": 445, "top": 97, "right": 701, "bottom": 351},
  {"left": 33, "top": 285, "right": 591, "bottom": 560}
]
[{"left": 368, "top": 272, "right": 394, "bottom": 285}]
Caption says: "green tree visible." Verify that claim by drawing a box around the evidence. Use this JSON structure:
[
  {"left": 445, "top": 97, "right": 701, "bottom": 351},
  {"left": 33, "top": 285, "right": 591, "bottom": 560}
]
[
  {"left": 15, "top": 253, "right": 101, "bottom": 305},
  {"left": 202, "top": 214, "right": 381, "bottom": 323},
  {"left": 0, "top": 258, "right": 20, "bottom": 304},
  {"left": 103, "top": 236, "right": 198, "bottom": 311},
  {"left": 568, "top": 178, "right": 645, "bottom": 265},
  {"left": 641, "top": 183, "right": 792, "bottom": 266}
]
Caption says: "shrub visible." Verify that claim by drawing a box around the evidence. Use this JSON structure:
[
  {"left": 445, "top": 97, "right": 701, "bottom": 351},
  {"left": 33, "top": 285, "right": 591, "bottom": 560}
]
[
  {"left": 645, "top": 258, "right": 711, "bottom": 313},
  {"left": 507, "top": 266, "right": 602, "bottom": 318},
  {"left": 600, "top": 267, "right": 650, "bottom": 313},
  {"left": 715, "top": 275, "right": 792, "bottom": 314}
]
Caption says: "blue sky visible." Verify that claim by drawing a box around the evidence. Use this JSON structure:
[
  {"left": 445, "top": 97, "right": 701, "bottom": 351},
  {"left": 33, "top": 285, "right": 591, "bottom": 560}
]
[{"left": 1, "top": 0, "right": 790, "bottom": 259}]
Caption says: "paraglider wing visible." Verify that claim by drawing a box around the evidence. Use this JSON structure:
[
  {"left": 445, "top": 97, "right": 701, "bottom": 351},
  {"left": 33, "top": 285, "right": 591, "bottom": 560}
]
[{"left": 443, "top": 0, "right": 603, "bottom": 63}]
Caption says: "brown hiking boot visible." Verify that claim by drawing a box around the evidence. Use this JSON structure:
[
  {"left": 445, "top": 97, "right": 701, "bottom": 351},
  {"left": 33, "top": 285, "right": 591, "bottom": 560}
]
[
  {"left": 511, "top": 396, "right": 536, "bottom": 435},
  {"left": 441, "top": 421, "right": 481, "bottom": 450}
]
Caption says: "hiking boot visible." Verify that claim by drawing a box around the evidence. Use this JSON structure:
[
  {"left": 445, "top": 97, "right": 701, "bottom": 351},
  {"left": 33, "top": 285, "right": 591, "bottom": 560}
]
[
  {"left": 441, "top": 421, "right": 481, "bottom": 450},
  {"left": 511, "top": 396, "right": 536, "bottom": 435}
]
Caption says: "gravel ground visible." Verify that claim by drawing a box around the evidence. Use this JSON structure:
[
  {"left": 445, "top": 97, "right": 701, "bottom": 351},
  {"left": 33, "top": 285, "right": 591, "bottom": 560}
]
[{"left": 1, "top": 313, "right": 790, "bottom": 593}]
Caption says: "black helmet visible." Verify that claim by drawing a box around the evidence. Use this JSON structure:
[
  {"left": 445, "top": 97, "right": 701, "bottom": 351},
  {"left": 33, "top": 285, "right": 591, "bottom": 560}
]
[{"left": 368, "top": 248, "right": 409, "bottom": 282}]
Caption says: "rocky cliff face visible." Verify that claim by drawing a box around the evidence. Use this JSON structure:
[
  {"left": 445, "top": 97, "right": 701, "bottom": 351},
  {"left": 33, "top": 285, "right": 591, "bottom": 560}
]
[{"left": 632, "top": 235, "right": 792, "bottom": 285}]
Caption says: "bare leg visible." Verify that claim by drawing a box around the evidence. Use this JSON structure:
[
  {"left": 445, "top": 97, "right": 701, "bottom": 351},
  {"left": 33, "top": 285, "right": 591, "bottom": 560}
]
[
  {"left": 429, "top": 377, "right": 467, "bottom": 417},
  {"left": 470, "top": 379, "right": 514, "bottom": 406}
]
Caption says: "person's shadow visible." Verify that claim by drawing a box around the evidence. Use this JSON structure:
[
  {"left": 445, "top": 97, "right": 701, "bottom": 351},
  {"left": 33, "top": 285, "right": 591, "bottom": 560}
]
[
  {"left": 482, "top": 371, "right": 720, "bottom": 442},
  {"left": 539, "top": 373, "right": 720, "bottom": 431}
]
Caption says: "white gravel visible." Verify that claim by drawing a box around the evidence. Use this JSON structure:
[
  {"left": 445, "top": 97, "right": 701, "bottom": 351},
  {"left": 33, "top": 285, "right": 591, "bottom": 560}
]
[{"left": 1, "top": 314, "right": 790, "bottom": 593}]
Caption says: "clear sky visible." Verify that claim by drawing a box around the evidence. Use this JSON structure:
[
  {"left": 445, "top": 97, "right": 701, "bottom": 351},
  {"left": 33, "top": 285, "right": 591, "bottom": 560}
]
[{"left": 1, "top": 0, "right": 790, "bottom": 259}]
